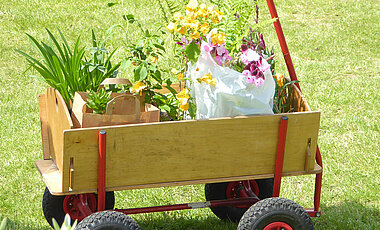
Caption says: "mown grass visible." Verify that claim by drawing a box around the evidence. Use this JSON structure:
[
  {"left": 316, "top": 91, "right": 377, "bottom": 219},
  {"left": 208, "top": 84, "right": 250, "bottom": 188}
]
[{"left": 0, "top": 0, "right": 379, "bottom": 229}]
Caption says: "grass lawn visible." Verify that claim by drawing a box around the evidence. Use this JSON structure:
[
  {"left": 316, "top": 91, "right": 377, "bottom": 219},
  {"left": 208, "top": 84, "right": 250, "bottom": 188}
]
[{"left": 0, "top": 0, "right": 379, "bottom": 229}]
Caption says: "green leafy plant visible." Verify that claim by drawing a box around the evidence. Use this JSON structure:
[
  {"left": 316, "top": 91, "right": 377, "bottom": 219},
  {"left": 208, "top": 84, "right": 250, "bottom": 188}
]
[
  {"left": 0, "top": 217, "right": 7, "bottom": 230},
  {"left": 83, "top": 28, "right": 121, "bottom": 93},
  {"left": 273, "top": 74, "right": 300, "bottom": 113},
  {"left": 16, "top": 28, "right": 119, "bottom": 109},
  {"left": 123, "top": 14, "right": 187, "bottom": 120},
  {"left": 16, "top": 28, "right": 86, "bottom": 107},
  {"left": 52, "top": 214, "right": 77, "bottom": 230},
  {"left": 86, "top": 88, "right": 112, "bottom": 114}
]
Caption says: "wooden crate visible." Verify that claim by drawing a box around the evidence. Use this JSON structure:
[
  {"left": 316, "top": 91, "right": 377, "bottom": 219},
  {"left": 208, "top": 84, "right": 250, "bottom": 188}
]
[{"left": 36, "top": 86, "right": 321, "bottom": 195}]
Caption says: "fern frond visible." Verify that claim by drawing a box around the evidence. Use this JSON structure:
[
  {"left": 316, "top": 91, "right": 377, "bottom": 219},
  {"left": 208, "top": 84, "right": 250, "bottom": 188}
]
[
  {"left": 165, "top": 0, "right": 183, "bottom": 16},
  {"left": 153, "top": 0, "right": 183, "bottom": 23},
  {"left": 154, "top": 0, "right": 169, "bottom": 23}
]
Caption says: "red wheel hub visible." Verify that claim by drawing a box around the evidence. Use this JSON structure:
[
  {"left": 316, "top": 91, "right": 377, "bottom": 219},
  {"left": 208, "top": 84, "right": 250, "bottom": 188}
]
[
  {"left": 226, "top": 180, "right": 260, "bottom": 208},
  {"left": 264, "top": 222, "right": 293, "bottom": 230},
  {"left": 63, "top": 193, "right": 97, "bottom": 221}
]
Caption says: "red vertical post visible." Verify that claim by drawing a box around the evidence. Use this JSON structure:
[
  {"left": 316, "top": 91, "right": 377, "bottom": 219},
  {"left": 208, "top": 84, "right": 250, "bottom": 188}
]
[
  {"left": 273, "top": 116, "right": 288, "bottom": 197},
  {"left": 314, "top": 146, "right": 323, "bottom": 213},
  {"left": 266, "top": 0, "right": 301, "bottom": 91},
  {"left": 98, "top": 130, "right": 107, "bottom": 211}
]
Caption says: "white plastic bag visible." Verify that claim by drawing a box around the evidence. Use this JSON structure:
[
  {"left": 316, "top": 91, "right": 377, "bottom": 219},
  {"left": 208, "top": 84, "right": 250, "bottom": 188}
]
[{"left": 187, "top": 44, "right": 275, "bottom": 119}]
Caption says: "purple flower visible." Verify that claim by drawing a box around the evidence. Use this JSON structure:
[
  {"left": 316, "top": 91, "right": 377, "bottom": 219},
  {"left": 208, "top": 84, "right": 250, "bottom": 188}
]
[
  {"left": 241, "top": 44, "right": 248, "bottom": 53},
  {"left": 241, "top": 52, "right": 270, "bottom": 87},
  {"left": 176, "top": 36, "right": 189, "bottom": 47},
  {"left": 259, "top": 33, "right": 266, "bottom": 50}
]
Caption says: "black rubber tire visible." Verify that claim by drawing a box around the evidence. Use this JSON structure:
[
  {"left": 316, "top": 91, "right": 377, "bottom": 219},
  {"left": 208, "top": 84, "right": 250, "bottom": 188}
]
[
  {"left": 205, "top": 179, "right": 274, "bottom": 222},
  {"left": 237, "top": 197, "right": 313, "bottom": 230},
  {"left": 42, "top": 187, "right": 115, "bottom": 228},
  {"left": 75, "top": 211, "right": 141, "bottom": 230}
]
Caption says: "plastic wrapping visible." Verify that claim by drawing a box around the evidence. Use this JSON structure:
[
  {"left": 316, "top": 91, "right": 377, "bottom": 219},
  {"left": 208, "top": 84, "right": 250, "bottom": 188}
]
[{"left": 187, "top": 44, "right": 275, "bottom": 119}]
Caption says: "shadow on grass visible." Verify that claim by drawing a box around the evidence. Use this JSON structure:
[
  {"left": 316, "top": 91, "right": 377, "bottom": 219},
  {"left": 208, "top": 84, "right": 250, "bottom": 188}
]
[
  {"left": 135, "top": 214, "right": 237, "bottom": 230},
  {"left": 314, "top": 201, "right": 379, "bottom": 230},
  {"left": 3, "top": 218, "right": 51, "bottom": 230}
]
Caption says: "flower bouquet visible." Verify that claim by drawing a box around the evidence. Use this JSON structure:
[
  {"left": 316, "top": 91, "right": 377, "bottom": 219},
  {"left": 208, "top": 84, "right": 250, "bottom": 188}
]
[{"left": 167, "top": 0, "right": 296, "bottom": 119}]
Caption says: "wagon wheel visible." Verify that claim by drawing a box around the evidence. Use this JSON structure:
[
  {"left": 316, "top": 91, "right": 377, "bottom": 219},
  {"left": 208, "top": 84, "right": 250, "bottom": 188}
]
[
  {"left": 42, "top": 187, "right": 115, "bottom": 228},
  {"left": 75, "top": 211, "right": 141, "bottom": 230},
  {"left": 237, "top": 197, "right": 313, "bottom": 230},
  {"left": 205, "top": 179, "right": 273, "bottom": 222}
]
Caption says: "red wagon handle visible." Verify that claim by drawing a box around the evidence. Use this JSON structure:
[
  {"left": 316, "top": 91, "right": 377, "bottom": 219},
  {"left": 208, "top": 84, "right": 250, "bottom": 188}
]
[{"left": 266, "top": 0, "right": 301, "bottom": 91}]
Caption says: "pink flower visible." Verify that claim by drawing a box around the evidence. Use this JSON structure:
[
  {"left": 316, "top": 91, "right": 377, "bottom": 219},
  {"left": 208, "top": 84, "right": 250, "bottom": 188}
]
[
  {"left": 242, "top": 70, "right": 251, "bottom": 77},
  {"left": 254, "top": 77, "right": 265, "bottom": 87},
  {"left": 257, "top": 57, "right": 271, "bottom": 73},
  {"left": 240, "top": 48, "right": 260, "bottom": 65},
  {"left": 246, "top": 76, "right": 255, "bottom": 84},
  {"left": 202, "top": 43, "right": 211, "bottom": 52}
]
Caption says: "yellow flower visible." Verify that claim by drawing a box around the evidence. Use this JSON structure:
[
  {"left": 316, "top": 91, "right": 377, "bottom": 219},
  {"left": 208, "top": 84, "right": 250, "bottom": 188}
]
[
  {"left": 180, "top": 103, "right": 189, "bottom": 111},
  {"left": 200, "top": 3, "right": 207, "bottom": 10},
  {"left": 177, "top": 26, "right": 187, "bottom": 35},
  {"left": 211, "top": 10, "right": 223, "bottom": 24},
  {"left": 184, "top": 19, "right": 200, "bottom": 30},
  {"left": 214, "top": 10, "right": 224, "bottom": 20},
  {"left": 177, "top": 88, "right": 190, "bottom": 111},
  {"left": 189, "top": 30, "right": 200, "bottom": 40},
  {"left": 274, "top": 73, "right": 284, "bottom": 87},
  {"left": 197, "top": 4, "right": 209, "bottom": 18},
  {"left": 198, "top": 72, "right": 217, "bottom": 86},
  {"left": 167, "top": 22, "right": 177, "bottom": 32},
  {"left": 150, "top": 56, "right": 158, "bottom": 64},
  {"left": 186, "top": 0, "right": 198, "bottom": 11},
  {"left": 185, "top": 10, "right": 197, "bottom": 20},
  {"left": 177, "top": 73, "right": 184, "bottom": 80},
  {"left": 177, "top": 88, "right": 190, "bottom": 100},
  {"left": 211, "top": 32, "right": 227, "bottom": 46},
  {"left": 173, "top": 12, "right": 183, "bottom": 21},
  {"left": 200, "top": 23, "right": 210, "bottom": 34},
  {"left": 132, "top": 81, "right": 146, "bottom": 94}
]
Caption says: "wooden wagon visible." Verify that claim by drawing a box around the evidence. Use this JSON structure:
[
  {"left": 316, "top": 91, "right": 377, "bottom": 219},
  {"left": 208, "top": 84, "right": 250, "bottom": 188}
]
[{"left": 34, "top": 1, "right": 323, "bottom": 229}]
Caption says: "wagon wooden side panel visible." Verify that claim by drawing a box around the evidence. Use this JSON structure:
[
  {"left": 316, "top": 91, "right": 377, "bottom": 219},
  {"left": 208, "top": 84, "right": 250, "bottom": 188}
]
[
  {"left": 59, "top": 111, "right": 319, "bottom": 194},
  {"left": 36, "top": 86, "right": 321, "bottom": 195}
]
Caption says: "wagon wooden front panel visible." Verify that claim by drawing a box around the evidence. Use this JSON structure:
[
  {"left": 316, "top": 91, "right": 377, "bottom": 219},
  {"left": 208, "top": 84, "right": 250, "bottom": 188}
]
[{"left": 62, "top": 112, "right": 320, "bottom": 193}]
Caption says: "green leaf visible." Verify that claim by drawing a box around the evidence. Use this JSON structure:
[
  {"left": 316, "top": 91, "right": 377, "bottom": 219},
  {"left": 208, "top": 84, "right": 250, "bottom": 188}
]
[
  {"left": 107, "top": 2, "right": 118, "bottom": 7},
  {"left": 0, "top": 218, "right": 7, "bottom": 230},
  {"left": 153, "top": 43, "right": 166, "bottom": 52},
  {"left": 188, "top": 102, "right": 197, "bottom": 119},
  {"left": 152, "top": 70, "right": 162, "bottom": 84},
  {"left": 283, "top": 80, "right": 299, "bottom": 89},
  {"left": 185, "top": 41, "right": 201, "bottom": 63},
  {"left": 123, "top": 14, "right": 135, "bottom": 23},
  {"left": 164, "top": 85, "right": 178, "bottom": 96},
  {"left": 159, "top": 104, "right": 171, "bottom": 112},
  {"left": 134, "top": 65, "right": 147, "bottom": 81},
  {"left": 52, "top": 218, "right": 61, "bottom": 230},
  {"left": 120, "top": 59, "right": 131, "bottom": 72}
]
